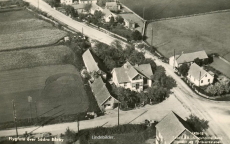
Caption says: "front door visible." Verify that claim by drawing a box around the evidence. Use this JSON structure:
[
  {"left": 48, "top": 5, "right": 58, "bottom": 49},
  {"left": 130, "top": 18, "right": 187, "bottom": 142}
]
[{"left": 136, "top": 83, "right": 139, "bottom": 89}]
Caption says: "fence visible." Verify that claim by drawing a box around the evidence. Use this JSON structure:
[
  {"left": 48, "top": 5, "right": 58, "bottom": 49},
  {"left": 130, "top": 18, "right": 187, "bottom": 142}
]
[
  {"left": 148, "top": 9, "right": 230, "bottom": 23},
  {"left": 219, "top": 56, "right": 230, "bottom": 65}
]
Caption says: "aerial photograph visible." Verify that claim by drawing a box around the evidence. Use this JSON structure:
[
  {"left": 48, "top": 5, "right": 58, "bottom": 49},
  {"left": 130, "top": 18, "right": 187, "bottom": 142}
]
[{"left": 0, "top": 0, "right": 230, "bottom": 144}]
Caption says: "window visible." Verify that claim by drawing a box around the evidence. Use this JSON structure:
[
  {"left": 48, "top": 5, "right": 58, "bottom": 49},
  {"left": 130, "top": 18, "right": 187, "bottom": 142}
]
[
  {"left": 201, "top": 80, "right": 203, "bottom": 83},
  {"left": 205, "top": 74, "right": 207, "bottom": 77},
  {"left": 208, "top": 79, "right": 210, "bottom": 82},
  {"left": 124, "top": 83, "right": 127, "bottom": 87}
]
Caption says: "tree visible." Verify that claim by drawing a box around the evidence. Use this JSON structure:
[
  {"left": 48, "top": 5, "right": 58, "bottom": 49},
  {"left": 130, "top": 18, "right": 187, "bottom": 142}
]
[
  {"left": 128, "top": 51, "right": 145, "bottom": 65},
  {"left": 206, "top": 84, "right": 218, "bottom": 96},
  {"left": 131, "top": 30, "right": 142, "bottom": 41},
  {"left": 215, "top": 82, "right": 225, "bottom": 95},
  {"left": 178, "top": 63, "right": 189, "bottom": 77},
  {"left": 116, "top": 16, "right": 124, "bottom": 24},
  {"left": 194, "top": 58, "right": 203, "bottom": 66},
  {"left": 64, "top": 127, "right": 77, "bottom": 144},
  {"left": 186, "top": 114, "right": 209, "bottom": 132},
  {"left": 147, "top": 85, "right": 169, "bottom": 102},
  {"left": 94, "top": 10, "right": 104, "bottom": 19},
  {"left": 109, "top": 16, "right": 115, "bottom": 25},
  {"left": 84, "top": 3, "right": 92, "bottom": 12},
  {"left": 64, "top": 5, "right": 77, "bottom": 17},
  {"left": 151, "top": 66, "right": 166, "bottom": 82}
]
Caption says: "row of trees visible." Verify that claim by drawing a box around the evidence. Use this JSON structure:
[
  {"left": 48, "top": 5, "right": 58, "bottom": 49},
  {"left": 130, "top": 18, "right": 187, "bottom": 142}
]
[{"left": 205, "top": 82, "right": 230, "bottom": 96}]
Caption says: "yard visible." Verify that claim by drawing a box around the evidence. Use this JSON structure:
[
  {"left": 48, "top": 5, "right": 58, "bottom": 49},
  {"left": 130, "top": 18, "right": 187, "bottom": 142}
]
[
  {"left": 0, "top": 45, "right": 75, "bottom": 71},
  {"left": 145, "top": 11, "right": 230, "bottom": 61},
  {"left": 119, "top": 0, "right": 230, "bottom": 20},
  {"left": 0, "top": 9, "right": 67, "bottom": 51},
  {"left": 0, "top": 65, "right": 90, "bottom": 123}
]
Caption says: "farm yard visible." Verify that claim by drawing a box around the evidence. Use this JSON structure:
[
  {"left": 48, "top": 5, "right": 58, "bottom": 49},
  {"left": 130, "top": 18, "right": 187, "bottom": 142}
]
[
  {"left": 0, "top": 9, "right": 67, "bottom": 51},
  {"left": 0, "top": 65, "right": 89, "bottom": 123},
  {"left": 0, "top": 45, "right": 75, "bottom": 71},
  {"left": 145, "top": 11, "right": 230, "bottom": 61},
  {"left": 119, "top": 0, "right": 230, "bottom": 20}
]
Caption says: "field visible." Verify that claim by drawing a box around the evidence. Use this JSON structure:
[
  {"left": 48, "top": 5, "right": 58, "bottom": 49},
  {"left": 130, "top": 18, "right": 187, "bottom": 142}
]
[
  {"left": 145, "top": 11, "right": 230, "bottom": 61},
  {"left": 0, "top": 65, "right": 89, "bottom": 123},
  {"left": 0, "top": 9, "right": 67, "bottom": 51},
  {"left": 210, "top": 57, "right": 230, "bottom": 78},
  {"left": 0, "top": 45, "right": 75, "bottom": 71},
  {"left": 119, "top": 0, "right": 230, "bottom": 20}
]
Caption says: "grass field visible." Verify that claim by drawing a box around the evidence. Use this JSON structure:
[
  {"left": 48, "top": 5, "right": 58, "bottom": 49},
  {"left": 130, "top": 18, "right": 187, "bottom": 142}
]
[
  {"left": 210, "top": 57, "right": 230, "bottom": 78},
  {"left": 119, "top": 0, "right": 230, "bottom": 20},
  {"left": 0, "top": 65, "right": 89, "bottom": 123},
  {"left": 145, "top": 11, "right": 230, "bottom": 61},
  {"left": 0, "top": 9, "right": 67, "bottom": 51},
  {"left": 0, "top": 45, "right": 75, "bottom": 71}
]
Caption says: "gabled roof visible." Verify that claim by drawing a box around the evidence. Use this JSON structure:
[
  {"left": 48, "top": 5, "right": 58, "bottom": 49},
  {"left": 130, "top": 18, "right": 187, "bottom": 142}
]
[
  {"left": 82, "top": 49, "right": 107, "bottom": 73},
  {"left": 156, "top": 111, "right": 197, "bottom": 144},
  {"left": 103, "top": 9, "right": 113, "bottom": 17},
  {"left": 105, "top": 2, "right": 119, "bottom": 7},
  {"left": 112, "top": 62, "right": 153, "bottom": 84},
  {"left": 188, "top": 63, "right": 210, "bottom": 80},
  {"left": 91, "top": 77, "right": 111, "bottom": 106},
  {"left": 91, "top": 3, "right": 102, "bottom": 11},
  {"left": 175, "top": 50, "right": 208, "bottom": 64}
]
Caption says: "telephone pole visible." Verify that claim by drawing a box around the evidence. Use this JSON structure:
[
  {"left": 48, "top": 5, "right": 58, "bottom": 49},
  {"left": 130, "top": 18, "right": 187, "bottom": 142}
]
[
  {"left": 12, "top": 100, "right": 18, "bottom": 137},
  {"left": 35, "top": 101, "right": 38, "bottom": 122},
  {"left": 118, "top": 103, "right": 120, "bottom": 126},
  {"left": 151, "top": 27, "right": 153, "bottom": 46}
]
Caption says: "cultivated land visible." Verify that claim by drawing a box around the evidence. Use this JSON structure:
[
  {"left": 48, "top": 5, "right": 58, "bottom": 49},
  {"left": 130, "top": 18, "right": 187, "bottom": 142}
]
[
  {"left": 0, "top": 45, "right": 75, "bottom": 71},
  {"left": 0, "top": 65, "right": 89, "bottom": 123},
  {"left": 210, "top": 57, "right": 230, "bottom": 78},
  {"left": 0, "top": 9, "right": 67, "bottom": 51},
  {"left": 145, "top": 11, "right": 230, "bottom": 61},
  {"left": 119, "top": 0, "right": 230, "bottom": 20}
]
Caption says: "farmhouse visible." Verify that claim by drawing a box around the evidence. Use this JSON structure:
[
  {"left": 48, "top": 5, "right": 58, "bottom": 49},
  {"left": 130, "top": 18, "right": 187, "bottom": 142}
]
[
  {"left": 156, "top": 111, "right": 199, "bottom": 144},
  {"left": 111, "top": 62, "right": 153, "bottom": 92},
  {"left": 90, "top": 3, "right": 103, "bottom": 15},
  {"left": 169, "top": 50, "right": 208, "bottom": 68},
  {"left": 124, "top": 18, "right": 136, "bottom": 29},
  {"left": 103, "top": 9, "right": 117, "bottom": 22},
  {"left": 187, "top": 63, "right": 214, "bottom": 86},
  {"left": 105, "top": 1, "right": 121, "bottom": 11},
  {"left": 90, "top": 77, "right": 119, "bottom": 112},
  {"left": 82, "top": 49, "right": 107, "bottom": 78},
  {"left": 79, "top": 0, "right": 97, "bottom": 4},
  {"left": 60, "top": 0, "right": 73, "bottom": 5}
]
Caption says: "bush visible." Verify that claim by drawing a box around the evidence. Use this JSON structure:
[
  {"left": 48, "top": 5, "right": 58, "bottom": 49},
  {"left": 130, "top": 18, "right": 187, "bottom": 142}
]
[{"left": 186, "top": 114, "right": 209, "bottom": 132}]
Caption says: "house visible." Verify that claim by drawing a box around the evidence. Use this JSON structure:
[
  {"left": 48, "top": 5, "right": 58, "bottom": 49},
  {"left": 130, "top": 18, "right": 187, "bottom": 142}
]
[
  {"left": 169, "top": 50, "right": 208, "bottom": 69},
  {"left": 103, "top": 9, "right": 117, "bottom": 22},
  {"left": 82, "top": 49, "right": 107, "bottom": 78},
  {"left": 124, "top": 18, "right": 136, "bottom": 29},
  {"left": 105, "top": 1, "right": 121, "bottom": 11},
  {"left": 111, "top": 62, "right": 153, "bottom": 92},
  {"left": 187, "top": 63, "right": 214, "bottom": 86},
  {"left": 90, "top": 77, "right": 119, "bottom": 112},
  {"left": 90, "top": 3, "right": 103, "bottom": 15},
  {"left": 156, "top": 111, "right": 199, "bottom": 144},
  {"left": 60, "top": 0, "right": 73, "bottom": 5},
  {"left": 79, "top": 0, "right": 97, "bottom": 4}
]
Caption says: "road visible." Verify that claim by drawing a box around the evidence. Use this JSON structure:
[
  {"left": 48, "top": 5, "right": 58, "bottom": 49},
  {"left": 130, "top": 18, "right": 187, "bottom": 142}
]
[
  {"left": 1, "top": 0, "right": 229, "bottom": 143},
  {"left": 25, "top": 0, "right": 125, "bottom": 46}
]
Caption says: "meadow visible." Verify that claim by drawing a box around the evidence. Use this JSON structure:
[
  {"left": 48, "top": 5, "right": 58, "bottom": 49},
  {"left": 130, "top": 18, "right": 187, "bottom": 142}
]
[
  {"left": 0, "top": 45, "right": 75, "bottom": 71},
  {"left": 119, "top": 0, "right": 230, "bottom": 20},
  {"left": 0, "top": 9, "right": 67, "bottom": 51},
  {"left": 0, "top": 65, "right": 89, "bottom": 123},
  {"left": 145, "top": 11, "right": 230, "bottom": 61}
]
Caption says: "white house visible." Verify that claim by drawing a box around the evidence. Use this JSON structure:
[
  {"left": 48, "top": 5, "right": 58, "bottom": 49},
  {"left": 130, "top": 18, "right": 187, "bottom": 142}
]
[
  {"left": 111, "top": 62, "right": 153, "bottom": 92},
  {"left": 79, "top": 0, "right": 97, "bottom": 4},
  {"left": 105, "top": 1, "right": 121, "bottom": 11},
  {"left": 103, "top": 9, "right": 117, "bottom": 22},
  {"left": 90, "top": 77, "right": 119, "bottom": 112},
  {"left": 187, "top": 63, "right": 214, "bottom": 86},
  {"left": 60, "top": 0, "right": 73, "bottom": 5},
  {"left": 124, "top": 18, "right": 135, "bottom": 29},
  {"left": 90, "top": 3, "right": 103, "bottom": 15},
  {"left": 169, "top": 50, "right": 208, "bottom": 69}
]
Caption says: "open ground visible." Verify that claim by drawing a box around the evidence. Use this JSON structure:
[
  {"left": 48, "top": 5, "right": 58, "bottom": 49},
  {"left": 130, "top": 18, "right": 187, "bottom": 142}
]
[
  {"left": 0, "top": 65, "right": 89, "bottom": 123},
  {"left": 0, "top": 9, "right": 67, "bottom": 51},
  {"left": 119, "top": 0, "right": 230, "bottom": 20},
  {"left": 145, "top": 11, "right": 230, "bottom": 61}
]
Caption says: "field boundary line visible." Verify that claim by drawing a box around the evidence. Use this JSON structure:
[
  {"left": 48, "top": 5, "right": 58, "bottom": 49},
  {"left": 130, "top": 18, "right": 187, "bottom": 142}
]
[
  {"left": 148, "top": 9, "right": 230, "bottom": 23},
  {"left": 218, "top": 56, "right": 230, "bottom": 65}
]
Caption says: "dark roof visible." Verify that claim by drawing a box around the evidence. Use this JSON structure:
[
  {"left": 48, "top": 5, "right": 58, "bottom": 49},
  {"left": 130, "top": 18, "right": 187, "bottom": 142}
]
[
  {"left": 156, "top": 112, "right": 196, "bottom": 144},
  {"left": 91, "top": 77, "right": 112, "bottom": 105},
  {"left": 175, "top": 50, "right": 208, "bottom": 64},
  {"left": 112, "top": 62, "right": 153, "bottom": 83},
  {"left": 82, "top": 49, "right": 107, "bottom": 73}
]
